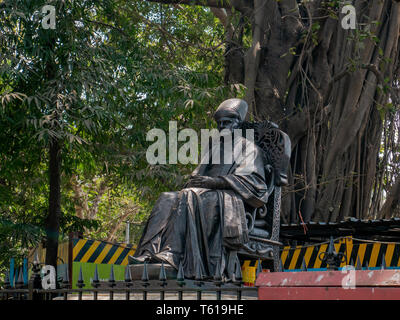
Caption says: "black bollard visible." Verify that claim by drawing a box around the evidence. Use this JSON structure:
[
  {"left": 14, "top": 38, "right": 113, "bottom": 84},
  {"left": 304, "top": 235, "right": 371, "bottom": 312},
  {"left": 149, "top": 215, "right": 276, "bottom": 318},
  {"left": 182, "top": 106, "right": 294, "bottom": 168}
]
[
  {"left": 232, "top": 262, "right": 243, "bottom": 300},
  {"left": 159, "top": 262, "right": 167, "bottom": 300},
  {"left": 28, "top": 257, "right": 43, "bottom": 300},
  {"left": 124, "top": 265, "right": 133, "bottom": 300},
  {"left": 108, "top": 265, "right": 116, "bottom": 300},
  {"left": 141, "top": 262, "right": 149, "bottom": 300},
  {"left": 77, "top": 266, "right": 85, "bottom": 300},
  {"left": 357, "top": 256, "right": 363, "bottom": 270},
  {"left": 301, "top": 258, "right": 307, "bottom": 272},
  {"left": 213, "top": 260, "right": 223, "bottom": 300},
  {"left": 176, "top": 262, "right": 185, "bottom": 300},
  {"left": 92, "top": 265, "right": 100, "bottom": 300},
  {"left": 194, "top": 263, "right": 204, "bottom": 300},
  {"left": 381, "top": 255, "right": 387, "bottom": 270}
]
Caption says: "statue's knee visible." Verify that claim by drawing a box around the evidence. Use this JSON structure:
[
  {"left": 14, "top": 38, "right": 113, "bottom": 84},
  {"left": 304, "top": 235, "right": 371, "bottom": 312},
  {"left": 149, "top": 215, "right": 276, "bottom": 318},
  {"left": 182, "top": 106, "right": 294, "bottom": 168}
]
[
  {"left": 160, "top": 191, "right": 177, "bottom": 197},
  {"left": 158, "top": 191, "right": 179, "bottom": 202}
]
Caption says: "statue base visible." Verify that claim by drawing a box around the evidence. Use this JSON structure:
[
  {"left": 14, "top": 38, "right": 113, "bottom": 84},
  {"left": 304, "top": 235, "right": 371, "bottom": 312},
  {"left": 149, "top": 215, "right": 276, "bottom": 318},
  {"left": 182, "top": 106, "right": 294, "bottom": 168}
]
[{"left": 129, "top": 263, "right": 178, "bottom": 280}]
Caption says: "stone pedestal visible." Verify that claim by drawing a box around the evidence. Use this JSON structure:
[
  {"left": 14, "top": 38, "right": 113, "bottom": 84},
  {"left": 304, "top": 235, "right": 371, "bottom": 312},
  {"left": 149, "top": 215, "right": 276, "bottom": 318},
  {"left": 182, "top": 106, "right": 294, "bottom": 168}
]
[{"left": 129, "top": 263, "right": 177, "bottom": 280}]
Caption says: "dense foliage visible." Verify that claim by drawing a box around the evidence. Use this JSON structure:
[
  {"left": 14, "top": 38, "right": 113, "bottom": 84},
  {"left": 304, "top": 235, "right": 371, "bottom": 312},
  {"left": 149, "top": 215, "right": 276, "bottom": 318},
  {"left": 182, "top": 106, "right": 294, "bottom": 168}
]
[{"left": 0, "top": 0, "right": 234, "bottom": 273}]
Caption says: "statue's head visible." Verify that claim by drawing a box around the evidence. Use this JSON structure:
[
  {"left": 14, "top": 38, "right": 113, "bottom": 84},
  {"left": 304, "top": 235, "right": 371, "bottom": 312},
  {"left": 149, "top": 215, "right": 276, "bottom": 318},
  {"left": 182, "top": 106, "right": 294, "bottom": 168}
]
[{"left": 214, "top": 98, "right": 248, "bottom": 132}]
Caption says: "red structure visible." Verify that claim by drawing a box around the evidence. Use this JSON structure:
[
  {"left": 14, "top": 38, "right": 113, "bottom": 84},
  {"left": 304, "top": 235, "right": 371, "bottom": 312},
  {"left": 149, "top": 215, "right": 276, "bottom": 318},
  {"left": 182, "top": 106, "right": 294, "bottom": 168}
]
[{"left": 256, "top": 269, "right": 400, "bottom": 300}]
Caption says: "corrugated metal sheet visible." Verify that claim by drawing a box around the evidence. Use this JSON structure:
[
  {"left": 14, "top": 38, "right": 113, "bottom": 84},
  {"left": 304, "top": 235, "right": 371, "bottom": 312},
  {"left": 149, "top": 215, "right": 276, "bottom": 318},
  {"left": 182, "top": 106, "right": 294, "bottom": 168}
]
[{"left": 280, "top": 218, "right": 400, "bottom": 242}]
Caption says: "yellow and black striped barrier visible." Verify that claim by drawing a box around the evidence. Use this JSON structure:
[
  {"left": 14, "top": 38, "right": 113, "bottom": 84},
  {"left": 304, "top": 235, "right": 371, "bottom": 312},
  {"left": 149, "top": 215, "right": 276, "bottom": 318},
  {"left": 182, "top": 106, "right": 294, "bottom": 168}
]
[
  {"left": 33, "top": 236, "right": 400, "bottom": 287},
  {"left": 64, "top": 236, "right": 400, "bottom": 270},
  {"left": 72, "top": 239, "right": 136, "bottom": 266},
  {"left": 241, "top": 237, "right": 400, "bottom": 284},
  {"left": 281, "top": 237, "right": 400, "bottom": 270},
  {"left": 241, "top": 260, "right": 259, "bottom": 286}
]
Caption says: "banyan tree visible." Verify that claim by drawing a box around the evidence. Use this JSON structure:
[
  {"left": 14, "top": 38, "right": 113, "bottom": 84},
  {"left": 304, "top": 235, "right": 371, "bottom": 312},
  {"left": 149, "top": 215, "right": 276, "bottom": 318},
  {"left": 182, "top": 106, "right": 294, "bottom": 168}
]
[{"left": 144, "top": 0, "right": 400, "bottom": 223}]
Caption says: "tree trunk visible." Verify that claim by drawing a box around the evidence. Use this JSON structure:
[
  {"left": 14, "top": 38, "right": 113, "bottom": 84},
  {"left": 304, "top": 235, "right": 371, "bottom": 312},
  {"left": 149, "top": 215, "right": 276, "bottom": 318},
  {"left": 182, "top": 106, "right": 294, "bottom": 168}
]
[
  {"left": 379, "top": 179, "right": 400, "bottom": 219},
  {"left": 219, "top": 0, "right": 400, "bottom": 222},
  {"left": 45, "top": 138, "right": 62, "bottom": 269},
  {"left": 145, "top": 0, "right": 400, "bottom": 222}
]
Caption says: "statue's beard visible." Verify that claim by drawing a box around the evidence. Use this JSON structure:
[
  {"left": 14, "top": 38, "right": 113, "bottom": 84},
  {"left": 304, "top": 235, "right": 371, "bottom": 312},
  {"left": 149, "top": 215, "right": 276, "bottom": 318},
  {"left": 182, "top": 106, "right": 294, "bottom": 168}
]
[{"left": 218, "top": 122, "right": 242, "bottom": 134}]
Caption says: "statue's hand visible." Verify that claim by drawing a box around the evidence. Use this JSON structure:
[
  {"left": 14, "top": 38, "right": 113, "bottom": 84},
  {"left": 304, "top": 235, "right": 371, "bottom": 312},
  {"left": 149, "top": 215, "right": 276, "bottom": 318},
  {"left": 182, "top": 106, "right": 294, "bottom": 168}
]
[
  {"left": 185, "top": 175, "right": 228, "bottom": 189},
  {"left": 185, "top": 175, "right": 208, "bottom": 188}
]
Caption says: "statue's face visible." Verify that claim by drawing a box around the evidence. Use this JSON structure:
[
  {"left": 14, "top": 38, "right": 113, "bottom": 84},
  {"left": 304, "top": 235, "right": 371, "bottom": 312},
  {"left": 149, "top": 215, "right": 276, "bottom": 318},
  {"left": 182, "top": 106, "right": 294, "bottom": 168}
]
[{"left": 216, "top": 116, "right": 241, "bottom": 132}]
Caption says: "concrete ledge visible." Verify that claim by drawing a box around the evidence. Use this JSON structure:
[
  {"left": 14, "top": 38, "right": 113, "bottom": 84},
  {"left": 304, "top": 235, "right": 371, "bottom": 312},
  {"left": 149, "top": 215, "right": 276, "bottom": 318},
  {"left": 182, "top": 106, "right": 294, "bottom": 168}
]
[
  {"left": 130, "top": 263, "right": 177, "bottom": 280},
  {"left": 256, "top": 269, "right": 400, "bottom": 300}
]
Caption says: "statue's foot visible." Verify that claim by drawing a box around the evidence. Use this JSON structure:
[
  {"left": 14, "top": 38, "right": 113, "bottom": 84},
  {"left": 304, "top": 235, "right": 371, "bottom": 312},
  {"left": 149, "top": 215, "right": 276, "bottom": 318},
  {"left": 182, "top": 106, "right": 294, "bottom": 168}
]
[{"left": 128, "top": 254, "right": 152, "bottom": 264}]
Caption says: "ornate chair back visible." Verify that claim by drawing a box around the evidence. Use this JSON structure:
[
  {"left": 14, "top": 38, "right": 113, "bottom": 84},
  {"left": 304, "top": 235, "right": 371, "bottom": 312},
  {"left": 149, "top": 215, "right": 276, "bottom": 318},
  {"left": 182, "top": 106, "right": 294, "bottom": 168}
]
[{"left": 239, "top": 120, "right": 291, "bottom": 271}]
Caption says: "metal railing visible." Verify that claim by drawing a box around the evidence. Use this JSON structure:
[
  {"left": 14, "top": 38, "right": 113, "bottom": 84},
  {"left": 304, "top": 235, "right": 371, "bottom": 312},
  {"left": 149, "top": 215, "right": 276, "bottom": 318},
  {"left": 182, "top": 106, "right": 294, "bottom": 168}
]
[{"left": 0, "top": 260, "right": 258, "bottom": 301}]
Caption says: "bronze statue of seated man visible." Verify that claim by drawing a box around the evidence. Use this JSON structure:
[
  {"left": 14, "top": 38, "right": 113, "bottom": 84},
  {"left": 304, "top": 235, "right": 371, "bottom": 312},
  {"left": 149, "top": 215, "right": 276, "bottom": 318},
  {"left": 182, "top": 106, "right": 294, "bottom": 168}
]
[{"left": 129, "top": 98, "right": 271, "bottom": 279}]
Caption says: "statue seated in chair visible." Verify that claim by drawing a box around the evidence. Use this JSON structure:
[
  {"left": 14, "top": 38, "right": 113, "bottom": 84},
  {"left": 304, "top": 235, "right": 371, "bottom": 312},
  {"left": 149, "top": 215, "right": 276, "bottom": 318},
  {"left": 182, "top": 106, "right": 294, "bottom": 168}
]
[{"left": 129, "top": 98, "right": 280, "bottom": 279}]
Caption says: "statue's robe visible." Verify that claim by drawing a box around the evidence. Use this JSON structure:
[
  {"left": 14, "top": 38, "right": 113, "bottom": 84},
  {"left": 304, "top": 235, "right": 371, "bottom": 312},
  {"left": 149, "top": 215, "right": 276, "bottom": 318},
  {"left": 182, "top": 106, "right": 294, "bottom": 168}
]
[{"left": 133, "top": 135, "right": 270, "bottom": 279}]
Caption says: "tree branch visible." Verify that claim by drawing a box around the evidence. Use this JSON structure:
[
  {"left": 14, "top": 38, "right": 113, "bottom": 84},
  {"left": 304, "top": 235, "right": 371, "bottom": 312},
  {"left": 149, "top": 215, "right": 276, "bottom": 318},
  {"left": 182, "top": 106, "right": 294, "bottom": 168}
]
[
  {"left": 130, "top": 7, "right": 226, "bottom": 52},
  {"left": 379, "top": 178, "right": 400, "bottom": 219},
  {"left": 88, "top": 181, "right": 108, "bottom": 220},
  {"left": 143, "top": 0, "right": 232, "bottom": 9},
  {"left": 142, "top": 0, "right": 251, "bottom": 13},
  {"left": 106, "top": 206, "right": 140, "bottom": 242},
  {"left": 361, "top": 63, "right": 399, "bottom": 105},
  {"left": 210, "top": 7, "right": 235, "bottom": 39},
  {"left": 83, "top": 19, "right": 130, "bottom": 37},
  {"left": 244, "top": 0, "right": 267, "bottom": 120}
]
